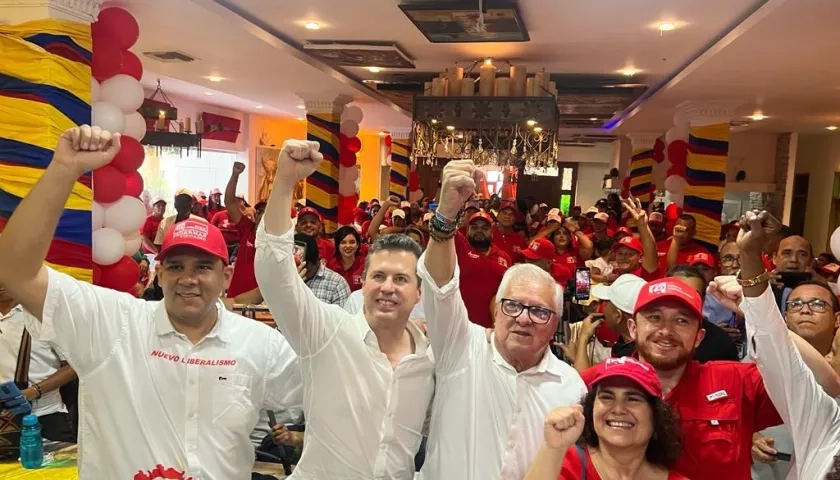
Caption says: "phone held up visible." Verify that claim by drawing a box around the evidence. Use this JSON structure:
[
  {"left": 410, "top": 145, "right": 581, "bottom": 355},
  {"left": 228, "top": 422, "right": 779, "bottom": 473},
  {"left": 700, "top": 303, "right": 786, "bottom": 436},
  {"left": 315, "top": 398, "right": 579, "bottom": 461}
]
[
  {"left": 574, "top": 267, "right": 591, "bottom": 301},
  {"left": 293, "top": 241, "right": 307, "bottom": 266}
]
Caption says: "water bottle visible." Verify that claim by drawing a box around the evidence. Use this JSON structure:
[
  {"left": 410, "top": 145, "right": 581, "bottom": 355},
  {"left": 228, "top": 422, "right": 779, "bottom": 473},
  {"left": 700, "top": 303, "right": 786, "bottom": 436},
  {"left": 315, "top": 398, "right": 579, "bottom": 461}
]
[{"left": 19, "top": 414, "right": 43, "bottom": 469}]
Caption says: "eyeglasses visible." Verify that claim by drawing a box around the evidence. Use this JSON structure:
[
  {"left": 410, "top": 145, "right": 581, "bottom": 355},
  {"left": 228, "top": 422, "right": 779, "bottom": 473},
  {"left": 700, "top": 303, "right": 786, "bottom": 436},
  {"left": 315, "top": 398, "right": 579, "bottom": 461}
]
[
  {"left": 500, "top": 298, "right": 555, "bottom": 324},
  {"left": 786, "top": 298, "right": 830, "bottom": 313},
  {"left": 720, "top": 255, "right": 741, "bottom": 267}
]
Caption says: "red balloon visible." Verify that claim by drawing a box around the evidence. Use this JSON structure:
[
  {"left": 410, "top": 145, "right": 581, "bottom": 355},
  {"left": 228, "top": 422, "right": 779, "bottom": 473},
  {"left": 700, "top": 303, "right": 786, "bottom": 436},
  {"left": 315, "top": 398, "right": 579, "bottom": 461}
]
[
  {"left": 337, "top": 194, "right": 359, "bottom": 225},
  {"left": 384, "top": 135, "right": 392, "bottom": 148},
  {"left": 94, "top": 256, "right": 140, "bottom": 292},
  {"left": 666, "top": 164, "right": 686, "bottom": 178},
  {"left": 621, "top": 176, "right": 631, "bottom": 197},
  {"left": 339, "top": 133, "right": 348, "bottom": 153},
  {"left": 93, "top": 165, "right": 126, "bottom": 204},
  {"left": 95, "top": 7, "right": 140, "bottom": 50},
  {"left": 347, "top": 137, "right": 362, "bottom": 154},
  {"left": 124, "top": 170, "right": 144, "bottom": 197},
  {"left": 667, "top": 140, "right": 689, "bottom": 168},
  {"left": 91, "top": 39, "right": 123, "bottom": 83},
  {"left": 339, "top": 151, "right": 357, "bottom": 168},
  {"left": 111, "top": 136, "right": 145, "bottom": 173},
  {"left": 119, "top": 50, "right": 143, "bottom": 81}
]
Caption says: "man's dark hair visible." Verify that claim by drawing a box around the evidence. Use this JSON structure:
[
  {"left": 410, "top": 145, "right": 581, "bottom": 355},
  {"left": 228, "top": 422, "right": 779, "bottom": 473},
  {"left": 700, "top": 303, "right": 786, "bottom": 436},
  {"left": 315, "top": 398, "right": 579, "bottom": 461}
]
[
  {"left": 789, "top": 280, "right": 840, "bottom": 312},
  {"left": 578, "top": 388, "right": 682, "bottom": 468},
  {"left": 677, "top": 214, "right": 696, "bottom": 227},
  {"left": 819, "top": 252, "right": 838, "bottom": 264},
  {"left": 294, "top": 233, "right": 319, "bottom": 265},
  {"left": 593, "top": 237, "right": 614, "bottom": 253},
  {"left": 362, "top": 234, "right": 423, "bottom": 284},
  {"left": 666, "top": 265, "right": 707, "bottom": 301},
  {"left": 826, "top": 455, "right": 840, "bottom": 479}
]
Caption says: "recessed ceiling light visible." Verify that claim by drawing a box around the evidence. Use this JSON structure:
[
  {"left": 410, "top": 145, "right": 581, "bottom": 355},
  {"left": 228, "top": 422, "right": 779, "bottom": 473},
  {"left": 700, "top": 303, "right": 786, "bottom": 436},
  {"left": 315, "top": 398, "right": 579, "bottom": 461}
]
[
  {"left": 296, "top": 105, "right": 305, "bottom": 109},
  {"left": 368, "top": 66, "right": 382, "bottom": 73},
  {"left": 827, "top": 126, "right": 838, "bottom": 131},
  {"left": 378, "top": 131, "right": 387, "bottom": 136},
  {"left": 297, "top": 117, "right": 305, "bottom": 121},
  {"left": 203, "top": 92, "right": 213, "bottom": 96},
  {"left": 206, "top": 76, "right": 224, "bottom": 83},
  {"left": 255, "top": 105, "right": 264, "bottom": 109},
  {"left": 658, "top": 22, "right": 676, "bottom": 31},
  {"left": 589, "top": 117, "right": 598, "bottom": 121},
  {"left": 749, "top": 112, "right": 767, "bottom": 121},
  {"left": 618, "top": 67, "right": 639, "bottom": 76},
  {"left": 304, "top": 21, "right": 321, "bottom": 30}
]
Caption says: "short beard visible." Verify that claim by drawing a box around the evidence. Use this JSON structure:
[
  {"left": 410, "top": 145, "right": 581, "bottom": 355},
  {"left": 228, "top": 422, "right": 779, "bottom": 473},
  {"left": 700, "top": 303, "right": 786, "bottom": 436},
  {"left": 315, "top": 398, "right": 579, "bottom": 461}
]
[
  {"left": 636, "top": 340, "right": 693, "bottom": 371},
  {"left": 468, "top": 236, "right": 491, "bottom": 250}
]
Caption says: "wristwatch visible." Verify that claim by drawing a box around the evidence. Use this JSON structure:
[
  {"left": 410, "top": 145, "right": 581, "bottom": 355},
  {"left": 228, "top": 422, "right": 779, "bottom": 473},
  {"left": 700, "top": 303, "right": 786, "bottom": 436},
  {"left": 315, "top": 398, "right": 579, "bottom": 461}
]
[{"left": 735, "top": 270, "right": 772, "bottom": 287}]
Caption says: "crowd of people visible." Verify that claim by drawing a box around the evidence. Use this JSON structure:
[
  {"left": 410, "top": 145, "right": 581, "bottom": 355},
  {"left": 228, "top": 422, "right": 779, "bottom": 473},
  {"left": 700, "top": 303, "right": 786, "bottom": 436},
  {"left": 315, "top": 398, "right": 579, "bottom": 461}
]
[{"left": 1, "top": 125, "right": 839, "bottom": 479}]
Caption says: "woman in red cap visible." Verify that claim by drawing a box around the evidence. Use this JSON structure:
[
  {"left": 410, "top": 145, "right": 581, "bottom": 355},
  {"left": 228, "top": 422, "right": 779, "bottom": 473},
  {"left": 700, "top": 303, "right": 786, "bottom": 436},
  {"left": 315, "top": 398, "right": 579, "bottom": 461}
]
[{"left": 525, "top": 357, "right": 687, "bottom": 480}]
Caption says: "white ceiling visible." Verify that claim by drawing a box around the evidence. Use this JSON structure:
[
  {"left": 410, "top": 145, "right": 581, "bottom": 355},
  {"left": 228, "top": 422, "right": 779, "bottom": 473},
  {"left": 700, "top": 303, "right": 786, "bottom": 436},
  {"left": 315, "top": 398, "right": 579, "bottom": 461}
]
[{"left": 116, "top": 0, "right": 840, "bottom": 135}]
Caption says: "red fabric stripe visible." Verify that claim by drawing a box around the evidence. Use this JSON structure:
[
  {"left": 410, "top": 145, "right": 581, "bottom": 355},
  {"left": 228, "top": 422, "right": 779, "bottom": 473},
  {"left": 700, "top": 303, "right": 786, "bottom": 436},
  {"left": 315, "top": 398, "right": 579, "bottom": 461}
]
[
  {"left": 0, "top": 217, "right": 91, "bottom": 269},
  {"left": 42, "top": 42, "right": 91, "bottom": 66},
  {"left": 0, "top": 91, "right": 48, "bottom": 104}
]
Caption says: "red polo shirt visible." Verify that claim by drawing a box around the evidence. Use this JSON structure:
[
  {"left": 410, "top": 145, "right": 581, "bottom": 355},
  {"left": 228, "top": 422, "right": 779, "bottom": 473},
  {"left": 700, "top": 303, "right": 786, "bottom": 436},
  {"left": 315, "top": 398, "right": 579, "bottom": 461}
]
[
  {"left": 226, "top": 217, "right": 257, "bottom": 298},
  {"left": 317, "top": 237, "right": 335, "bottom": 266},
  {"left": 327, "top": 255, "right": 366, "bottom": 292},
  {"left": 455, "top": 232, "right": 511, "bottom": 328},
  {"left": 493, "top": 228, "right": 526, "bottom": 263},
  {"left": 631, "top": 266, "right": 661, "bottom": 282},
  {"left": 211, "top": 210, "right": 239, "bottom": 245},
  {"left": 559, "top": 446, "right": 689, "bottom": 479},
  {"left": 656, "top": 238, "right": 712, "bottom": 270},
  {"left": 141, "top": 215, "right": 162, "bottom": 253},
  {"left": 580, "top": 360, "right": 781, "bottom": 480}
]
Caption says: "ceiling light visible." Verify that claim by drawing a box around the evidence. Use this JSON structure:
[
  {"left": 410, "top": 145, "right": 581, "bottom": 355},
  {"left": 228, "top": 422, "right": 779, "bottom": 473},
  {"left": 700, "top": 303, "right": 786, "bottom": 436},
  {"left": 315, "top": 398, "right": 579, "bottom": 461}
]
[
  {"left": 483, "top": 58, "right": 493, "bottom": 66},
  {"left": 367, "top": 66, "right": 382, "bottom": 73},
  {"left": 203, "top": 92, "right": 213, "bottom": 96},
  {"left": 296, "top": 105, "right": 305, "bottom": 109},
  {"left": 748, "top": 112, "right": 767, "bottom": 121},
  {"left": 658, "top": 22, "right": 676, "bottom": 32},
  {"left": 304, "top": 21, "right": 321, "bottom": 30},
  {"left": 827, "top": 126, "right": 838, "bottom": 131},
  {"left": 618, "top": 67, "right": 639, "bottom": 76},
  {"left": 297, "top": 117, "right": 305, "bottom": 121},
  {"left": 589, "top": 117, "right": 598, "bottom": 121},
  {"left": 206, "top": 76, "right": 224, "bottom": 83},
  {"left": 378, "top": 131, "right": 387, "bottom": 136},
  {"left": 255, "top": 105, "right": 264, "bottom": 109}
]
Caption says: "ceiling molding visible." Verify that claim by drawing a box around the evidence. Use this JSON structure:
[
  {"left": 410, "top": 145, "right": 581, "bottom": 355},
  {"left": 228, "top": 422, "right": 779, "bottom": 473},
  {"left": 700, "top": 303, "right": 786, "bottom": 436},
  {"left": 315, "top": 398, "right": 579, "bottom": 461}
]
[{"left": 189, "top": 0, "right": 410, "bottom": 118}]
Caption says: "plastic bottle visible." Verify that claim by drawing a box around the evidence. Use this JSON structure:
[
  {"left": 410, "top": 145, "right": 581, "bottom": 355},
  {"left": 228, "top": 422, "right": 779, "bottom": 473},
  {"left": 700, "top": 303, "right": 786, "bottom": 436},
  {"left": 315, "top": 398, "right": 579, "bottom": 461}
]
[{"left": 19, "top": 414, "right": 43, "bottom": 469}]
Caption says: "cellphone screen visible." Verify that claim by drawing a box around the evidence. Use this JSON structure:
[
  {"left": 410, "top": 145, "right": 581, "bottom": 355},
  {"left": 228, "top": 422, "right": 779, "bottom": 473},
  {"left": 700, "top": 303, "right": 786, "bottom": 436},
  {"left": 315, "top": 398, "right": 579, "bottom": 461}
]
[
  {"left": 293, "top": 242, "right": 307, "bottom": 266},
  {"left": 575, "top": 268, "right": 591, "bottom": 300}
]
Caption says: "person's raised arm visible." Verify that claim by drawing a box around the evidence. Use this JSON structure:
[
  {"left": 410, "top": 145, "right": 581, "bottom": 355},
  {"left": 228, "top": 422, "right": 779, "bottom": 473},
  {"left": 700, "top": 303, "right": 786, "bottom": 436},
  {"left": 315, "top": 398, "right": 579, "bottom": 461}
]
[
  {"left": 569, "top": 220, "right": 594, "bottom": 260},
  {"left": 367, "top": 195, "right": 398, "bottom": 240},
  {"left": 224, "top": 161, "right": 246, "bottom": 224},
  {"left": 524, "top": 405, "right": 585, "bottom": 480},
  {"left": 622, "top": 196, "right": 657, "bottom": 273},
  {"left": 0, "top": 126, "right": 120, "bottom": 319}
]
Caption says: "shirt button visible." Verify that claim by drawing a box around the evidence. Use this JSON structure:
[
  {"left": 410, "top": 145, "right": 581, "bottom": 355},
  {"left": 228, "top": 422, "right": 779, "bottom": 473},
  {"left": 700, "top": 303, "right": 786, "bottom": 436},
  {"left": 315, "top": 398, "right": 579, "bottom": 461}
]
[
  {"left": 191, "top": 412, "right": 197, "bottom": 419},
  {"left": 380, "top": 444, "right": 387, "bottom": 451},
  {"left": 508, "top": 441, "right": 514, "bottom": 449}
]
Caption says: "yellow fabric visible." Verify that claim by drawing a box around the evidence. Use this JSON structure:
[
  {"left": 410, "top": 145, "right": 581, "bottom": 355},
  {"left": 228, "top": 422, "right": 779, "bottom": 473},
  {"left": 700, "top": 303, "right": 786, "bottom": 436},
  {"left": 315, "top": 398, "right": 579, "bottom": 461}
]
[
  {"left": 305, "top": 112, "right": 340, "bottom": 234},
  {"left": 47, "top": 262, "right": 93, "bottom": 283},
  {"left": 0, "top": 34, "right": 91, "bottom": 103},
  {"left": 0, "top": 18, "right": 92, "bottom": 51},
  {"left": 691, "top": 123, "right": 730, "bottom": 142},
  {"left": 0, "top": 95, "right": 74, "bottom": 152},
  {"left": 0, "top": 164, "right": 92, "bottom": 209}
]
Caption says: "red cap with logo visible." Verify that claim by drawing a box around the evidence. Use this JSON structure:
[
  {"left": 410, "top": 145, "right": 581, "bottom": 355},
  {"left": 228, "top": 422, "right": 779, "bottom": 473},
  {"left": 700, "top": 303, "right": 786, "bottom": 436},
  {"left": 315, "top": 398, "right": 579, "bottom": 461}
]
[
  {"left": 616, "top": 227, "right": 634, "bottom": 238},
  {"left": 499, "top": 200, "right": 517, "bottom": 212},
  {"left": 613, "top": 235, "right": 643, "bottom": 254},
  {"left": 157, "top": 219, "right": 229, "bottom": 265},
  {"left": 586, "top": 357, "right": 662, "bottom": 397},
  {"left": 634, "top": 277, "right": 703, "bottom": 320},
  {"left": 468, "top": 211, "right": 493, "bottom": 225},
  {"left": 522, "top": 238, "right": 557, "bottom": 261},
  {"left": 298, "top": 207, "right": 322, "bottom": 221},
  {"left": 688, "top": 252, "right": 716, "bottom": 269}
]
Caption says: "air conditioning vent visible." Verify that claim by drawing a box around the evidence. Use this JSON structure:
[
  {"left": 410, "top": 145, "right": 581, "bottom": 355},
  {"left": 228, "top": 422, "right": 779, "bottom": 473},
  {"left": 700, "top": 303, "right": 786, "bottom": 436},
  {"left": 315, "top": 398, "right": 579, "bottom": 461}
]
[{"left": 142, "top": 51, "right": 199, "bottom": 63}]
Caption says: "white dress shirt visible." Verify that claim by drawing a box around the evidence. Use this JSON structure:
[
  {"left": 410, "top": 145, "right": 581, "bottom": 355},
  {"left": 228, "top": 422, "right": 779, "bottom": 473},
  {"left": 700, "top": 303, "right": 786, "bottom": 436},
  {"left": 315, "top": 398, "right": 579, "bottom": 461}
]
[
  {"left": 742, "top": 285, "right": 840, "bottom": 479},
  {"left": 255, "top": 222, "right": 435, "bottom": 480},
  {"left": 0, "top": 305, "right": 66, "bottom": 417},
  {"left": 23, "top": 268, "right": 302, "bottom": 480},
  {"left": 416, "top": 256, "right": 587, "bottom": 480}
]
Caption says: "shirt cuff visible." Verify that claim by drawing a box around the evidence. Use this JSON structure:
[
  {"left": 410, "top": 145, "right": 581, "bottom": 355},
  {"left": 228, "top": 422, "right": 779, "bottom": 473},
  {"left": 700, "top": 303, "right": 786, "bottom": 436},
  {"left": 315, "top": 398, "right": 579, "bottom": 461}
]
[
  {"left": 740, "top": 284, "right": 786, "bottom": 337},
  {"left": 256, "top": 220, "right": 295, "bottom": 261},
  {"left": 417, "top": 252, "right": 460, "bottom": 298}
]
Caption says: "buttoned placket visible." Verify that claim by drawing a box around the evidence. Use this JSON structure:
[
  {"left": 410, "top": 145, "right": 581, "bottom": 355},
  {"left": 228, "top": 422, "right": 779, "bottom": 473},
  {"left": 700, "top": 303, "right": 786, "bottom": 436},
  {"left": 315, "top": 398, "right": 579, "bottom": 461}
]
[
  {"left": 499, "top": 372, "right": 527, "bottom": 479},
  {"left": 180, "top": 336, "right": 205, "bottom": 473}
]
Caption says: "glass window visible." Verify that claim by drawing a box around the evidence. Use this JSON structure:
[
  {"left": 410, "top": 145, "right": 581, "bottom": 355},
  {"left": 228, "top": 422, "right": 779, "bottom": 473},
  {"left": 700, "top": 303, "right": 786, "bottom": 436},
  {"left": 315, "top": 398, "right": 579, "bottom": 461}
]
[{"left": 561, "top": 167, "right": 573, "bottom": 190}]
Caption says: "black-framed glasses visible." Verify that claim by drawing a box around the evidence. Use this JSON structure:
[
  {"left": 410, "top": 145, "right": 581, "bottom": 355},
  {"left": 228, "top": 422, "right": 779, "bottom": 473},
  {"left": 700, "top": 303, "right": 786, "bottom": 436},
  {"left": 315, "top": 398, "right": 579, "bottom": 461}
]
[
  {"left": 720, "top": 255, "right": 741, "bottom": 267},
  {"left": 786, "top": 298, "right": 830, "bottom": 313},
  {"left": 500, "top": 298, "right": 556, "bottom": 324}
]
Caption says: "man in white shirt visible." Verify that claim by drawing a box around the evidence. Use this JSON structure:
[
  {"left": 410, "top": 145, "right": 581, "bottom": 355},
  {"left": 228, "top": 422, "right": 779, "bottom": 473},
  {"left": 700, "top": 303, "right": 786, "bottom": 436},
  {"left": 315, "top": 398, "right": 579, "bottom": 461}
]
[
  {"left": 0, "top": 125, "right": 302, "bottom": 480},
  {"left": 0, "top": 288, "right": 77, "bottom": 442},
  {"left": 255, "top": 139, "right": 434, "bottom": 479},
  {"left": 418, "top": 159, "right": 587, "bottom": 480}
]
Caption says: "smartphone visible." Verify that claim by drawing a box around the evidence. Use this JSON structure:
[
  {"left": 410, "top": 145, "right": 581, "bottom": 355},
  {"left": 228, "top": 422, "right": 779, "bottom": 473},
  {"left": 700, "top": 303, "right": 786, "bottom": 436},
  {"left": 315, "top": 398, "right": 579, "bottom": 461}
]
[
  {"left": 293, "top": 241, "right": 307, "bottom": 266},
  {"left": 0, "top": 381, "right": 31, "bottom": 416},
  {"left": 267, "top": 410, "right": 277, "bottom": 429},
  {"left": 574, "top": 267, "right": 591, "bottom": 300},
  {"left": 775, "top": 452, "right": 792, "bottom": 462},
  {"left": 776, "top": 271, "right": 811, "bottom": 290}
]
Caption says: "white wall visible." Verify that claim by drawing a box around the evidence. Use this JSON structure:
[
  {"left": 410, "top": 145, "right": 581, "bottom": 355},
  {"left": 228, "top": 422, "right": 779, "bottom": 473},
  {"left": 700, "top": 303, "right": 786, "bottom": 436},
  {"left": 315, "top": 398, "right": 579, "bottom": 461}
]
[
  {"left": 795, "top": 134, "right": 840, "bottom": 250},
  {"left": 726, "top": 133, "right": 777, "bottom": 187},
  {"left": 557, "top": 144, "right": 613, "bottom": 208}
]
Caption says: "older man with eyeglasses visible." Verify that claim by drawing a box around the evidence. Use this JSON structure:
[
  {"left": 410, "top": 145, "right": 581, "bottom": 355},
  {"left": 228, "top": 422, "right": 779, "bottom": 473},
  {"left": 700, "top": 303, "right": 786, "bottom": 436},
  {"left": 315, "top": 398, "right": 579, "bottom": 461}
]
[{"left": 418, "top": 159, "right": 586, "bottom": 480}]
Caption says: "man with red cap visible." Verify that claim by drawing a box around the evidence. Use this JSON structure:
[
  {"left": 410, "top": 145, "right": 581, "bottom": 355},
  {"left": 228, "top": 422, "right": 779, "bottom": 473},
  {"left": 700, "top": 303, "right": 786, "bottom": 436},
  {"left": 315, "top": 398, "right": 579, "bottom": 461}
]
[
  {"left": 664, "top": 214, "right": 712, "bottom": 271},
  {"left": 520, "top": 237, "right": 556, "bottom": 274},
  {"left": 454, "top": 210, "right": 512, "bottom": 328},
  {"left": 154, "top": 188, "right": 207, "bottom": 249},
  {"left": 586, "top": 212, "right": 614, "bottom": 243},
  {"left": 687, "top": 251, "right": 717, "bottom": 284},
  {"left": 610, "top": 200, "right": 661, "bottom": 283},
  {"left": 296, "top": 205, "right": 334, "bottom": 262},
  {"left": 0, "top": 125, "right": 302, "bottom": 480},
  {"left": 493, "top": 200, "right": 527, "bottom": 262}
]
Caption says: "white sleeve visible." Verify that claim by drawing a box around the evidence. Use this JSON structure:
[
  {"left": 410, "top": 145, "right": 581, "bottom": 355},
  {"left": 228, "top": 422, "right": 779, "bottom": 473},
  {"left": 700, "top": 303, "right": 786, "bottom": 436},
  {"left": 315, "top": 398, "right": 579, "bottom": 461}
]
[
  {"left": 343, "top": 290, "right": 364, "bottom": 314},
  {"left": 417, "top": 252, "right": 472, "bottom": 374},
  {"left": 23, "top": 267, "right": 135, "bottom": 377},
  {"left": 254, "top": 221, "right": 349, "bottom": 357},
  {"left": 263, "top": 329, "right": 303, "bottom": 412},
  {"left": 742, "top": 285, "right": 840, "bottom": 472}
]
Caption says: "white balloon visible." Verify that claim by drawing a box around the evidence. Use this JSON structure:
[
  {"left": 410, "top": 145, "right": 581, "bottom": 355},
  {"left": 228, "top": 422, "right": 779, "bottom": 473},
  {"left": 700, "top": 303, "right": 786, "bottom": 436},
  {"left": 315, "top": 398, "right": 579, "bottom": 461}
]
[
  {"left": 669, "top": 191, "right": 684, "bottom": 207},
  {"left": 831, "top": 227, "right": 840, "bottom": 261},
  {"left": 343, "top": 105, "right": 364, "bottom": 123},
  {"left": 100, "top": 74, "right": 145, "bottom": 113},
  {"left": 664, "top": 175, "right": 686, "bottom": 194},
  {"left": 354, "top": 175, "right": 361, "bottom": 194},
  {"left": 103, "top": 195, "right": 147, "bottom": 234},
  {"left": 124, "top": 231, "right": 143, "bottom": 256},
  {"left": 93, "top": 227, "right": 126, "bottom": 266},
  {"left": 123, "top": 111, "right": 147, "bottom": 141},
  {"left": 340, "top": 120, "right": 359, "bottom": 138},
  {"left": 675, "top": 123, "right": 690, "bottom": 142},
  {"left": 338, "top": 166, "right": 360, "bottom": 196},
  {"left": 664, "top": 127, "right": 679, "bottom": 144},
  {"left": 91, "top": 101, "right": 125, "bottom": 133},
  {"left": 91, "top": 78, "right": 101, "bottom": 103},
  {"left": 409, "top": 188, "right": 424, "bottom": 203},
  {"left": 92, "top": 202, "right": 105, "bottom": 230}
]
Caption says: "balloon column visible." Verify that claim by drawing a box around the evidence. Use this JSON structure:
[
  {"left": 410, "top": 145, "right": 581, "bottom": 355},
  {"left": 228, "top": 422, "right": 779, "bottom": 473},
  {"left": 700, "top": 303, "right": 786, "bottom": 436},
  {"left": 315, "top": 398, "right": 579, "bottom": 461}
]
[
  {"left": 408, "top": 157, "right": 424, "bottom": 203},
  {"left": 337, "top": 105, "right": 363, "bottom": 225},
  {"left": 663, "top": 124, "right": 690, "bottom": 207},
  {"left": 90, "top": 7, "right": 146, "bottom": 293}
]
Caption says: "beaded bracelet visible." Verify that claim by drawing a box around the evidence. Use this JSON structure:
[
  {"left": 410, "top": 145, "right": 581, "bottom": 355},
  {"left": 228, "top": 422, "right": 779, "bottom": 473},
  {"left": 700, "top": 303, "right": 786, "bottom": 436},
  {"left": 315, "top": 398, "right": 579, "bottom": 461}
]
[{"left": 431, "top": 208, "right": 462, "bottom": 233}]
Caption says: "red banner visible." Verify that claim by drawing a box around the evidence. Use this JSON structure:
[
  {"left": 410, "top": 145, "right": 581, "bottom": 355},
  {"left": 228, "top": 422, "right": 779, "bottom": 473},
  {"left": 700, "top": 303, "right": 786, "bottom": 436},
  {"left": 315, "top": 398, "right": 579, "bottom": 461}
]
[{"left": 201, "top": 112, "right": 240, "bottom": 143}]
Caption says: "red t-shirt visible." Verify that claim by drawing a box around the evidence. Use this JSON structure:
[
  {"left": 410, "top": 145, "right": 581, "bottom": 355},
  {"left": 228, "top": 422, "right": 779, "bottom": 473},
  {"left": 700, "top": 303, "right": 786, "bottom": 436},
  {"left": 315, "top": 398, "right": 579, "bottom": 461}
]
[
  {"left": 327, "top": 255, "right": 366, "bottom": 291},
  {"left": 559, "top": 446, "right": 689, "bottom": 480},
  {"left": 317, "top": 237, "right": 335, "bottom": 266},
  {"left": 455, "top": 232, "right": 511, "bottom": 329},
  {"left": 632, "top": 266, "right": 662, "bottom": 282},
  {"left": 226, "top": 217, "right": 257, "bottom": 298},
  {"left": 493, "top": 228, "right": 527, "bottom": 263},
  {"left": 208, "top": 205, "right": 225, "bottom": 218},
  {"left": 211, "top": 210, "right": 239, "bottom": 245},
  {"left": 656, "top": 238, "right": 712, "bottom": 270},
  {"left": 141, "top": 215, "right": 162, "bottom": 253}
]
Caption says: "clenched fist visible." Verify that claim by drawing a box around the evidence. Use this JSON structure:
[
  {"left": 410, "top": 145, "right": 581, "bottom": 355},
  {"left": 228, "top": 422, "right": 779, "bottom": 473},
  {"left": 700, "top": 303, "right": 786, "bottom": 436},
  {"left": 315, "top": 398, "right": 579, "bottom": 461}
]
[
  {"left": 232, "top": 161, "right": 246, "bottom": 175},
  {"left": 543, "top": 404, "right": 585, "bottom": 450},
  {"left": 53, "top": 125, "right": 121, "bottom": 176},
  {"left": 737, "top": 210, "right": 781, "bottom": 255},
  {"left": 276, "top": 139, "right": 324, "bottom": 187},
  {"left": 438, "top": 160, "right": 477, "bottom": 219}
]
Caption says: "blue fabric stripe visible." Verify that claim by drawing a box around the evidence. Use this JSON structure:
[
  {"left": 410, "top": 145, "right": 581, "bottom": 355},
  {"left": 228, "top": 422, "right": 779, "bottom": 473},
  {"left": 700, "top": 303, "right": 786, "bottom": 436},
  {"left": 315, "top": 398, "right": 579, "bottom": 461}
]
[
  {"left": 685, "top": 165, "right": 726, "bottom": 183},
  {"left": 0, "top": 189, "right": 91, "bottom": 246},
  {"left": 0, "top": 73, "right": 91, "bottom": 126},
  {"left": 23, "top": 33, "right": 92, "bottom": 61},
  {"left": 0, "top": 137, "right": 54, "bottom": 168}
]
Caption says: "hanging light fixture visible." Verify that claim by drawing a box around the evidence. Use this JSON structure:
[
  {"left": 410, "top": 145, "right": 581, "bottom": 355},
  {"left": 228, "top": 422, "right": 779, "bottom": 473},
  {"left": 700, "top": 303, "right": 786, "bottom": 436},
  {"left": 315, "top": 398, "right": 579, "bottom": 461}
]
[{"left": 138, "top": 79, "right": 203, "bottom": 157}]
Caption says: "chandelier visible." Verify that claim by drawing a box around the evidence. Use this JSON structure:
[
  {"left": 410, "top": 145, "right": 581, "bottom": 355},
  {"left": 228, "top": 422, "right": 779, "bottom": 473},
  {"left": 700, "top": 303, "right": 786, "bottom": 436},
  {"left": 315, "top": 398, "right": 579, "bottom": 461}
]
[{"left": 410, "top": 60, "right": 559, "bottom": 172}]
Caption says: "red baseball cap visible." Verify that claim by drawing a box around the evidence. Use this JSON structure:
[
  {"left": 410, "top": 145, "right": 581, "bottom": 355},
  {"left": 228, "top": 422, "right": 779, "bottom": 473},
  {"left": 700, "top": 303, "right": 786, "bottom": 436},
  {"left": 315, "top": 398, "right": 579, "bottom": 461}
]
[
  {"left": 688, "top": 252, "right": 716, "bottom": 269},
  {"left": 613, "top": 235, "right": 643, "bottom": 254},
  {"left": 586, "top": 357, "right": 662, "bottom": 398},
  {"left": 818, "top": 263, "right": 840, "bottom": 276},
  {"left": 157, "top": 219, "right": 229, "bottom": 265},
  {"left": 468, "top": 211, "right": 493, "bottom": 225},
  {"left": 522, "top": 238, "right": 557, "bottom": 261},
  {"left": 298, "top": 207, "right": 322, "bottom": 221},
  {"left": 616, "top": 227, "right": 634, "bottom": 238},
  {"left": 634, "top": 278, "right": 703, "bottom": 320},
  {"left": 648, "top": 212, "right": 664, "bottom": 225},
  {"left": 499, "top": 200, "right": 517, "bottom": 212}
]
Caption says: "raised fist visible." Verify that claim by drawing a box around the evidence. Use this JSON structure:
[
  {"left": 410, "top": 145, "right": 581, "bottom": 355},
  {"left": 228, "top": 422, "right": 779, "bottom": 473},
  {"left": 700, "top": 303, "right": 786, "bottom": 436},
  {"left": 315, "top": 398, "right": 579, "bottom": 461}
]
[
  {"left": 438, "top": 159, "right": 477, "bottom": 219},
  {"left": 232, "top": 161, "right": 246, "bottom": 175},
  {"left": 276, "top": 139, "right": 324, "bottom": 186},
  {"left": 737, "top": 210, "right": 781, "bottom": 254},
  {"left": 53, "top": 125, "right": 121, "bottom": 176},
  {"left": 543, "top": 404, "right": 585, "bottom": 450}
]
